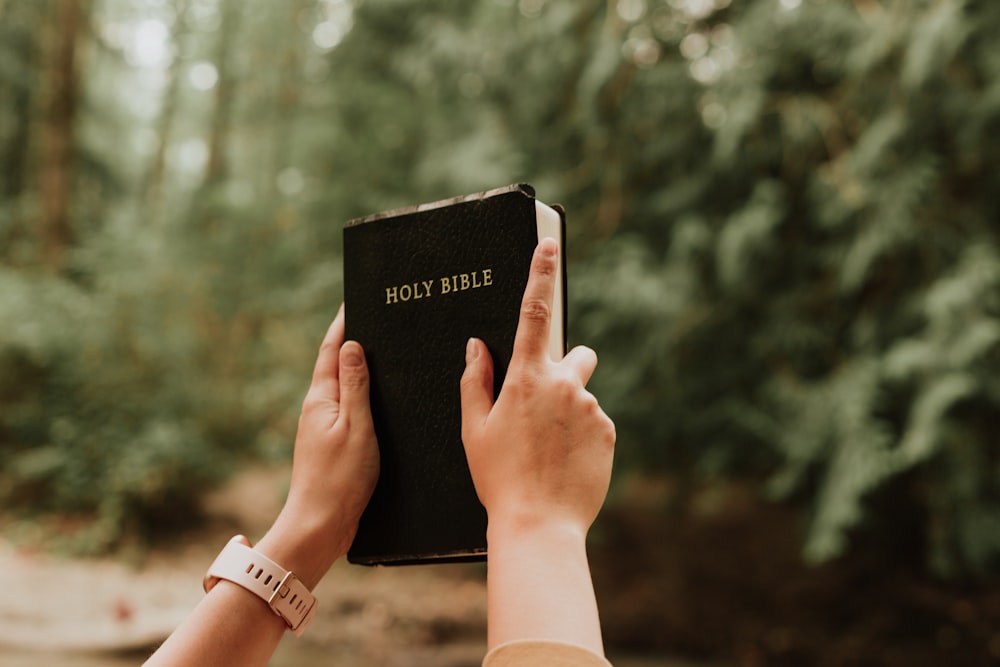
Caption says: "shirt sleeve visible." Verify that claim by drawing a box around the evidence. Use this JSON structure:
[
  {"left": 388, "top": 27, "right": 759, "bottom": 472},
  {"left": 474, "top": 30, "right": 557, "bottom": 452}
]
[{"left": 482, "top": 639, "right": 614, "bottom": 667}]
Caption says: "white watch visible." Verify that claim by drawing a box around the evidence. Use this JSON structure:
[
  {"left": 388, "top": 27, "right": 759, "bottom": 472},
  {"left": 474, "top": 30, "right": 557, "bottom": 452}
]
[{"left": 203, "top": 535, "right": 317, "bottom": 637}]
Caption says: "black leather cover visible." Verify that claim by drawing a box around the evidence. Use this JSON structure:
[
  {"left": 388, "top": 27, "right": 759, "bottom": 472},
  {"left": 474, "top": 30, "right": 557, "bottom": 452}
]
[{"left": 343, "top": 184, "right": 566, "bottom": 565}]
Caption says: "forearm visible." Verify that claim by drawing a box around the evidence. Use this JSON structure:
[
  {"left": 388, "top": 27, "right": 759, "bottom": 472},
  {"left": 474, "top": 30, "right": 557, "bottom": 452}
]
[
  {"left": 143, "top": 580, "right": 286, "bottom": 667},
  {"left": 485, "top": 517, "right": 605, "bottom": 656},
  {"left": 144, "top": 522, "right": 343, "bottom": 667},
  {"left": 145, "top": 310, "right": 378, "bottom": 666}
]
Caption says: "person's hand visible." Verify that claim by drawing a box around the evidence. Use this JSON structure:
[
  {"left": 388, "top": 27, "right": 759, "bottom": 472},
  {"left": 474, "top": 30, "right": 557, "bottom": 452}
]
[
  {"left": 143, "top": 307, "right": 379, "bottom": 667},
  {"left": 460, "top": 238, "right": 616, "bottom": 539},
  {"left": 255, "top": 305, "right": 379, "bottom": 589},
  {"left": 460, "top": 238, "right": 615, "bottom": 653}
]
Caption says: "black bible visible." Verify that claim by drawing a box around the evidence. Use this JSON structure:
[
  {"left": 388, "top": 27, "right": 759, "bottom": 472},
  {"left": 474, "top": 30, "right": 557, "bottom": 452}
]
[{"left": 344, "top": 184, "right": 566, "bottom": 565}]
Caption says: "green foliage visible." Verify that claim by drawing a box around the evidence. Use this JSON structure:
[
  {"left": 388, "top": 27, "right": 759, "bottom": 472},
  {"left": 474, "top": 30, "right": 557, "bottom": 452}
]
[
  {"left": 0, "top": 0, "right": 337, "bottom": 548},
  {"left": 562, "top": 0, "right": 1000, "bottom": 573},
  {"left": 330, "top": 0, "right": 1000, "bottom": 573},
  {"left": 3, "top": 0, "right": 1000, "bottom": 575},
  {"left": 1, "top": 232, "right": 209, "bottom": 548}
]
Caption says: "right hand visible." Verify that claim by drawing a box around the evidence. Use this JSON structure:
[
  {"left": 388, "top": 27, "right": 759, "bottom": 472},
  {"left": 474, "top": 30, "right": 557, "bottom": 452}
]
[{"left": 459, "top": 238, "right": 616, "bottom": 536}]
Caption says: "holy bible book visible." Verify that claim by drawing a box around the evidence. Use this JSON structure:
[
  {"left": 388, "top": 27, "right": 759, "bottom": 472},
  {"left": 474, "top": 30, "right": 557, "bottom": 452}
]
[{"left": 343, "top": 183, "right": 566, "bottom": 566}]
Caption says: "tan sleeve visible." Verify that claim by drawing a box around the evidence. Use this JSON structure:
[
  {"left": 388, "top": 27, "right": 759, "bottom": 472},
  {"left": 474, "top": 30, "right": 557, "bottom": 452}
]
[{"left": 482, "top": 640, "right": 613, "bottom": 667}]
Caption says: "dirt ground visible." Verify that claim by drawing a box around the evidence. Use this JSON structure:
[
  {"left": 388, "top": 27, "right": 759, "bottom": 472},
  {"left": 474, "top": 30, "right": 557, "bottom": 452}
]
[
  {"left": 6, "top": 466, "right": 998, "bottom": 667},
  {"left": 0, "top": 465, "right": 675, "bottom": 667},
  {"left": 0, "top": 465, "right": 490, "bottom": 665},
  {"left": 589, "top": 475, "right": 1000, "bottom": 667}
]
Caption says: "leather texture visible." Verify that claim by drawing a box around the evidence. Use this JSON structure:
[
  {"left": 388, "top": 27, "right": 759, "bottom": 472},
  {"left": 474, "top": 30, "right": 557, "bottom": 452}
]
[
  {"left": 203, "top": 536, "right": 316, "bottom": 636},
  {"left": 343, "top": 184, "right": 566, "bottom": 565}
]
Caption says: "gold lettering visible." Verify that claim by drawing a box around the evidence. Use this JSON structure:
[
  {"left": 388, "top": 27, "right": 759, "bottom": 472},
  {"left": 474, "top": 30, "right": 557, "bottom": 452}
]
[{"left": 388, "top": 268, "right": 494, "bottom": 305}]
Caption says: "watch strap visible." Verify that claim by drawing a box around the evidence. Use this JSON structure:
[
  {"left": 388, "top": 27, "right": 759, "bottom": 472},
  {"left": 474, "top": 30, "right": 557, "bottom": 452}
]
[{"left": 203, "top": 535, "right": 317, "bottom": 637}]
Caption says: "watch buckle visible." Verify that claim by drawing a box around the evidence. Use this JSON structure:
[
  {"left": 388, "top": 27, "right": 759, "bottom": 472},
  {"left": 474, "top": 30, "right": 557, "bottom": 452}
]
[{"left": 268, "top": 571, "right": 316, "bottom": 637}]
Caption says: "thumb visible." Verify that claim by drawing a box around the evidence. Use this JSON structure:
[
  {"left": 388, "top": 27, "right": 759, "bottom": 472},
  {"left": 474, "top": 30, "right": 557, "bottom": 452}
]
[
  {"left": 339, "top": 341, "right": 372, "bottom": 420},
  {"left": 460, "top": 338, "right": 494, "bottom": 442}
]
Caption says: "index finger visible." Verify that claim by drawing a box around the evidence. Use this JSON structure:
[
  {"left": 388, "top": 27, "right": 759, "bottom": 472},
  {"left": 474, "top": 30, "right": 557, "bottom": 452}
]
[
  {"left": 510, "top": 238, "right": 559, "bottom": 366},
  {"left": 310, "top": 304, "right": 346, "bottom": 403}
]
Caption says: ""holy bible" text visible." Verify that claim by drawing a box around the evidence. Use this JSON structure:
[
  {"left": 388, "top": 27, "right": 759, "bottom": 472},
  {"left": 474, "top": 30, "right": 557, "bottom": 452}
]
[{"left": 384, "top": 269, "right": 493, "bottom": 304}]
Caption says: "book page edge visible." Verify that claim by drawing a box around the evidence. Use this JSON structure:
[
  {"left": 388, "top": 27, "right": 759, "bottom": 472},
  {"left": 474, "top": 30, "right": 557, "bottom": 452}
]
[
  {"left": 535, "top": 200, "right": 565, "bottom": 362},
  {"left": 346, "top": 183, "right": 535, "bottom": 227}
]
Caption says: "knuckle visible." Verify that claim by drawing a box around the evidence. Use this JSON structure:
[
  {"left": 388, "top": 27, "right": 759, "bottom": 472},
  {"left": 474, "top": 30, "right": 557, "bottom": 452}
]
[
  {"left": 340, "top": 366, "right": 368, "bottom": 391},
  {"left": 603, "top": 413, "right": 617, "bottom": 445},
  {"left": 552, "top": 374, "right": 579, "bottom": 399},
  {"left": 460, "top": 367, "right": 482, "bottom": 391},
  {"left": 578, "top": 389, "right": 600, "bottom": 411},
  {"left": 578, "top": 392, "right": 616, "bottom": 444},
  {"left": 318, "top": 338, "right": 340, "bottom": 360},
  {"left": 506, "top": 368, "right": 541, "bottom": 396},
  {"left": 300, "top": 390, "right": 324, "bottom": 415},
  {"left": 520, "top": 297, "right": 551, "bottom": 324}
]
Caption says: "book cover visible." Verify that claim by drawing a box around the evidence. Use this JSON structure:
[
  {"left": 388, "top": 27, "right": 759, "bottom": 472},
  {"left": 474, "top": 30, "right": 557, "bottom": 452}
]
[{"left": 343, "top": 183, "right": 566, "bottom": 565}]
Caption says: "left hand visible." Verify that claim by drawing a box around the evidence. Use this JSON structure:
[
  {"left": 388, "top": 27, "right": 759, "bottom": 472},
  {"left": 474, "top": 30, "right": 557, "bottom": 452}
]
[
  {"left": 142, "top": 306, "right": 379, "bottom": 667},
  {"left": 256, "top": 305, "right": 380, "bottom": 588}
]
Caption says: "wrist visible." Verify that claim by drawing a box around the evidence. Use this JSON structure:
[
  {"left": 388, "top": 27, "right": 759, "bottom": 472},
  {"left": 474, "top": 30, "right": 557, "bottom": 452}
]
[
  {"left": 256, "top": 507, "right": 349, "bottom": 590},
  {"left": 202, "top": 535, "right": 318, "bottom": 637},
  {"left": 483, "top": 512, "right": 603, "bottom": 654},
  {"left": 487, "top": 511, "right": 590, "bottom": 554}
]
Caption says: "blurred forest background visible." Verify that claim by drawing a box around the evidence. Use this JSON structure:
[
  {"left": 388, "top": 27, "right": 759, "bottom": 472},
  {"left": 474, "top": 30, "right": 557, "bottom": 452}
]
[{"left": 2, "top": 0, "right": 1000, "bottom": 665}]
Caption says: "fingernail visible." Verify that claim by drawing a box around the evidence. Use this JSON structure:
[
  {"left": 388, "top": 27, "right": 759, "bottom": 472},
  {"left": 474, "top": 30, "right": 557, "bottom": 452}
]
[
  {"left": 342, "top": 341, "right": 364, "bottom": 367},
  {"left": 466, "top": 338, "right": 479, "bottom": 364},
  {"left": 539, "top": 237, "right": 558, "bottom": 257}
]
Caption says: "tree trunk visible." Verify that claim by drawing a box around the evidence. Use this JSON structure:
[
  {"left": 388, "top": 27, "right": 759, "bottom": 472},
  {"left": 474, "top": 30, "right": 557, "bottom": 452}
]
[
  {"left": 267, "top": 0, "right": 307, "bottom": 195},
  {"left": 143, "top": 0, "right": 191, "bottom": 223},
  {"left": 37, "top": 0, "right": 86, "bottom": 271},
  {"left": 204, "top": 0, "right": 241, "bottom": 188},
  {"left": 0, "top": 1, "right": 45, "bottom": 262}
]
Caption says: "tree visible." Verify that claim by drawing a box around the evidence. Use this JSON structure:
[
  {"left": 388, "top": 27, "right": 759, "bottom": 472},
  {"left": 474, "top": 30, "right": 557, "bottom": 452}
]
[
  {"left": 318, "top": 0, "right": 1000, "bottom": 574},
  {"left": 3, "top": 0, "right": 1000, "bottom": 578},
  {"left": 37, "top": 0, "right": 89, "bottom": 271}
]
